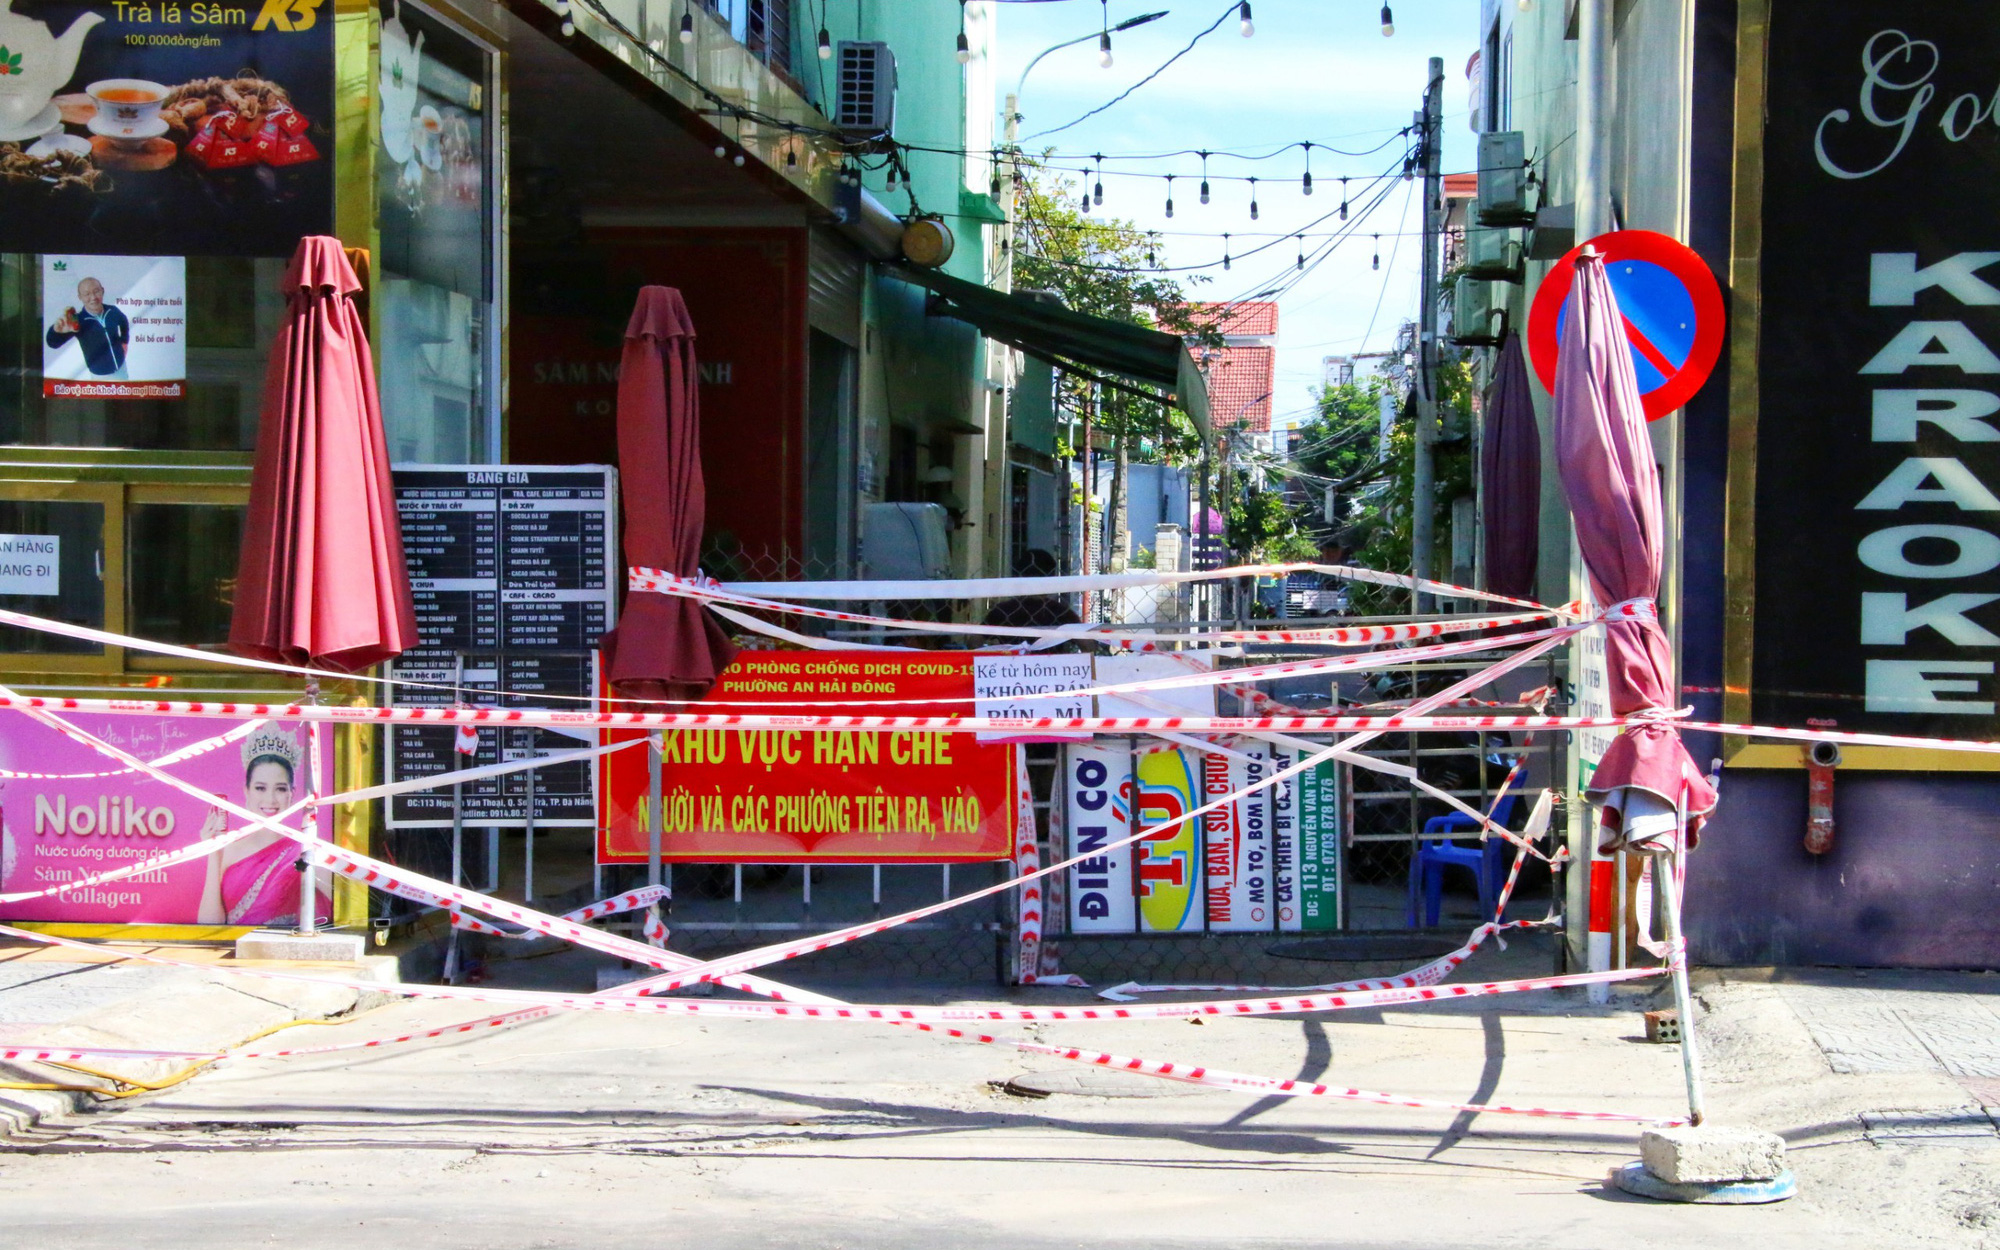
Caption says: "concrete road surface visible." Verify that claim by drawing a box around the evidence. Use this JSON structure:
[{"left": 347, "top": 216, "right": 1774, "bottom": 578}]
[{"left": 2, "top": 948, "right": 1997, "bottom": 1249}]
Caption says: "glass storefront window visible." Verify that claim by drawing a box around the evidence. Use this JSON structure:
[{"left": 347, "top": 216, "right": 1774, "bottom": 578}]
[
  {"left": 126, "top": 499, "right": 243, "bottom": 651},
  {"left": 0, "top": 496, "right": 108, "bottom": 656},
  {"left": 375, "top": 0, "right": 498, "bottom": 465}
]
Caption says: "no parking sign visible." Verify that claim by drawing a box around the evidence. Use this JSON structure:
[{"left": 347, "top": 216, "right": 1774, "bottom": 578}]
[{"left": 1526, "top": 230, "right": 1725, "bottom": 421}]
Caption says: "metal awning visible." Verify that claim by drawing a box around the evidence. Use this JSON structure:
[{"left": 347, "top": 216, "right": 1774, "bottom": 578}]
[{"left": 889, "top": 265, "right": 1210, "bottom": 437}]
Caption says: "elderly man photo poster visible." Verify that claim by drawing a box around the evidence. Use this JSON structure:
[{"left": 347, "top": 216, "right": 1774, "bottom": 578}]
[{"left": 41, "top": 255, "right": 185, "bottom": 400}]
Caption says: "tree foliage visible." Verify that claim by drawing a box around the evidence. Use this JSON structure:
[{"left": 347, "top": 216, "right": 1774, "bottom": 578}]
[{"left": 1011, "top": 160, "right": 1214, "bottom": 464}]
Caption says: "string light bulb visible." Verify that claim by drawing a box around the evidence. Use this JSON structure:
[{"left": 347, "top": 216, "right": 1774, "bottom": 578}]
[
  {"left": 1296, "top": 235, "right": 1305, "bottom": 270},
  {"left": 678, "top": 2, "right": 693, "bottom": 43},
  {"left": 1339, "top": 177, "right": 1349, "bottom": 219},
  {"left": 990, "top": 150, "right": 1002, "bottom": 196},
  {"left": 817, "top": 27, "right": 831, "bottom": 58},
  {"left": 1238, "top": 1, "right": 1253, "bottom": 36},
  {"left": 1372, "top": 234, "right": 1380, "bottom": 269},
  {"left": 1199, "top": 151, "right": 1210, "bottom": 204},
  {"left": 1248, "top": 177, "right": 1259, "bottom": 220},
  {"left": 1301, "top": 141, "right": 1313, "bottom": 195},
  {"left": 786, "top": 146, "right": 797, "bottom": 169},
  {"left": 1222, "top": 234, "right": 1231, "bottom": 270},
  {"left": 1099, "top": 30, "right": 1114, "bottom": 67},
  {"left": 1165, "top": 175, "right": 1174, "bottom": 218},
  {"left": 1093, "top": 155, "right": 1105, "bottom": 206},
  {"left": 1380, "top": 4, "right": 1394, "bottom": 36},
  {"left": 956, "top": 30, "right": 971, "bottom": 62}
]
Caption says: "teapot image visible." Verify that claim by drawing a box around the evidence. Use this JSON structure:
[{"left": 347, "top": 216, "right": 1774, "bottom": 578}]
[{"left": 0, "top": 0, "right": 103, "bottom": 138}]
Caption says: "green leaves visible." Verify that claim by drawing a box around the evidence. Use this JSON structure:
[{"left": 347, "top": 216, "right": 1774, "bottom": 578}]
[{"left": 0, "top": 48, "right": 23, "bottom": 77}]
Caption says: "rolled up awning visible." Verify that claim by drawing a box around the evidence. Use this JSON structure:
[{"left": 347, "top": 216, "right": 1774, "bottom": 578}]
[{"left": 889, "top": 264, "right": 1210, "bottom": 438}]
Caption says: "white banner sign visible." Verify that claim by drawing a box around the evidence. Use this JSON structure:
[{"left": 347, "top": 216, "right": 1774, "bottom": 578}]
[
  {"left": 1064, "top": 743, "right": 1135, "bottom": 932},
  {"left": 973, "top": 653, "right": 1095, "bottom": 742},
  {"left": 0, "top": 535, "right": 59, "bottom": 597}
]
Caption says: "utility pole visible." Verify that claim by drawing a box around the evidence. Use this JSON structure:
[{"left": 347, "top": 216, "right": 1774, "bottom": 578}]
[{"left": 1409, "top": 56, "right": 1444, "bottom": 616}]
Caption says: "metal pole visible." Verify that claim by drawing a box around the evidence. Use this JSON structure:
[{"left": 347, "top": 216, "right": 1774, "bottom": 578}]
[
  {"left": 647, "top": 730, "right": 663, "bottom": 889},
  {"left": 1652, "top": 832, "right": 1706, "bottom": 1126},
  {"left": 1576, "top": 0, "right": 1613, "bottom": 242},
  {"left": 1411, "top": 58, "right": 1444, "bottom": 615},
  {"left": 300, "top": 713, "right": 322, "bottom": 934},
  {"left": 522, "top": 764, "right": 536, "bottom": 904}
]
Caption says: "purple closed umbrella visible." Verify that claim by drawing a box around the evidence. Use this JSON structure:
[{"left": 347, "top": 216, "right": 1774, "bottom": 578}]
[
  {"left": 1553, "top": 253, "right": 1716, "bottom": 847},
  {"left": 1480, "top": 333, "right": 1541, "bottom": 601}
]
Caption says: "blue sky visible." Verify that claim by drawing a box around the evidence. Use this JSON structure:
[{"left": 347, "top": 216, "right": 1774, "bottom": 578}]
[{"left": 985, "top": 0, "right": 1480, "bottom": 429}]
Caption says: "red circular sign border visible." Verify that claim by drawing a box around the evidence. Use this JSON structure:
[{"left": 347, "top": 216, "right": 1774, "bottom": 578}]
[{"left": 1525, "top": 229, "right": 1726, "bottom": 422}]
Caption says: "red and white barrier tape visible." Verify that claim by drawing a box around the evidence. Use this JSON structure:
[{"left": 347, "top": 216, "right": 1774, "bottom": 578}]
[{"left": 450, "top": 885, "right": 671, "bottom": 940}]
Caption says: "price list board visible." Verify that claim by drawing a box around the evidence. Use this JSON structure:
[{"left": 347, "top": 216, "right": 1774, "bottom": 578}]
[{"left": 387, "top": 466, "right": 617, "bottom": 828}]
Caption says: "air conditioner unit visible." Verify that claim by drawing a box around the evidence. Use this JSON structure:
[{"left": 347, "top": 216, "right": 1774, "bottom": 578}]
[
  {"left": 861, "top": 502, "right": 950, "bottom": 581},
  {"left": 1451, "top": 277, "right": 1504, "bottom": 347},
  {"left": 834, "top": 41, "right": 897, "bottom": 139},
  {"left": 1476, "top": 131, "right": 1530, "bottom": 226},
  {"left": 1463, "top": 227, "right": 1524, "bottom": 282}
]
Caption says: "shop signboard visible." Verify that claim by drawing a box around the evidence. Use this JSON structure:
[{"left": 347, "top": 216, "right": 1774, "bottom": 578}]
[
  {"left": 0, "top": 0, "right": 334, "bottom": 257},
  {"left": 0, "top": 713, "right": 331, "bottom": 925},
  {"left": 1203, "top": 746, "right": 1273, "bottom": 932},
  {"left": 1746, "top": 4, "right": 2000, "bottom": 740},
  {"left": 1133, "top": 746, "right": 1202, "bottom": 932},
  {"left": 40, "top": 253, "right": 184, "bottom": 398},
  {"left": 1063, "top": 742, "right": 1134, "bottom": 933},
  {"left": 1294, "top": 749, "right": 1341, "bottom": 930},
  {"left": 596, "top": 651, "right": 1018, "bottom": 864},
  {"left": 387, "top": 466, "right": 615, "bottom": 828}
]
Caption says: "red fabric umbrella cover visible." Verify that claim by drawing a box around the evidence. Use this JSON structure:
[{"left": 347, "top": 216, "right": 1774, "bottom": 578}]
[
  {"left": 599, "top": 286, "right": 738, "bottom": 702},
  {"left": 1480, "top": 332, "right": 1541, "bottom": 601},
  {"left": 1552, "top": 253, "right": 1716, "bottom": 844},
  {"left": 230, "top": 237, "right": 417, "bottom": 672}
]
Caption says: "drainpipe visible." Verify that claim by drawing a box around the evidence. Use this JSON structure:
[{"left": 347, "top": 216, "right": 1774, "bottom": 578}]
[
  {"left": 1804, "top": 741, "right": 1840, "bottom": 855},
  {"left": 1575, "top": 0, "right": 1612, "bottom": 242}
]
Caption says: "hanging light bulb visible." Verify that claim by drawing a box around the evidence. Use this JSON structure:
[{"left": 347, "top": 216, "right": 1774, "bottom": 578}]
[
  {"left": 1380, "top": 4, "right": 1394, "bottom": 36},
  {"left": 1249, "top": 177, "right": 1259, "bottom": 220},
  {"left": 786, "top": 146, "right": 798, "bottom": 169},
  {"left": 1099, "top": 30, "right": 1113, "bottom": 68},
  {"left": 1301, "top": 142, "right": 1313, "bottom": 195},
  {"left": 1238, "top": 1, "right": 1253, "bottom": 36},
  {"left": 956, "top": 30, "right": 971, "bottom": 62},
  {"left": 886, "top": 163, "right": 899, "bottom": 191},
  {"left": 1164, "top": 175, "right": 1175, "bottom": 218},
  {"left": 1199, "top": 151, "right": 1210, "bottom": 205},
  {"left": 1093, "top": 156, "right": 1104, "bottom": 206},
  {"left": 817, "top": 27, "right": 832, "bottom": 58},
  {"left": 732, "top": 152, "right": 745, "bottom": 167},
  {"left": 1080, "top": 190, "right": 1090, "bottom": 214},
  {"left": 1517, "top": 0, "right": 1532, "bottom": 9},
  {"left": 1222, "top": 233, "right": 1231, "bottom": 270},
  {"left": 714, "top": 143, "right": 727, "bottom": 159},
  {"left": 1339, "top": 177, "right": 1349, "bottom": 220},
  {"left": 1372, "top": 234, "right": 1381, "bottom": 269},
  {"left": 678, "top": 2, "right": 694, "bottom": 43},
  {"left": 1296, "top": 235, "right": 1305, "bottom": 271}
]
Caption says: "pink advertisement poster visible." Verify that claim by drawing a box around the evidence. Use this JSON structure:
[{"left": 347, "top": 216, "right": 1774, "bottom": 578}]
[{"left": 0, "top": 714, "right": 331, "bottom": 927}]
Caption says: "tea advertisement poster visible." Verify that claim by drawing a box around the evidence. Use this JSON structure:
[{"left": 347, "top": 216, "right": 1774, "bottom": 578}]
[
  {"left": 0, "top": 713, "right": 333, "bottom": 926},
  {"left": 0, "top": 0, "right": 333, "bottom": 257},
  {"left": 40, "top": 253, "right": 184, "bottom": 397}
]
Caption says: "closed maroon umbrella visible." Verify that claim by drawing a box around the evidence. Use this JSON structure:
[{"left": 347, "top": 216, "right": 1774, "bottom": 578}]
[
  {"left": 1480, "top": 332, "right": 1541, "bottom": 601},
  {"left": 599, "top": 286, "right": 737, "bottom": 702},
  {"left": 230, "top": 237, "right": 416, "bottom": 672},
  {"left": 1552, "top": 251, "right": 1716, "bottom": 848}
]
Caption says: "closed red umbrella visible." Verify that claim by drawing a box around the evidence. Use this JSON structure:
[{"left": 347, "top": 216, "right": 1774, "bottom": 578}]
[
  {"left": 599, "top": 286, "right": 737, "bottom": 702},
  {"left": 230, "top": 237, "right": 416, "bottom": 672},
  {"left": 1552, "top": 251, "right": 1716, "bottom": 849}
]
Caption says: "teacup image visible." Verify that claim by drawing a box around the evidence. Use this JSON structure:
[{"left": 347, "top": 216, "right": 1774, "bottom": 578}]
[{"left": 84, "top": 79, "right": 169, "bottom": 138}]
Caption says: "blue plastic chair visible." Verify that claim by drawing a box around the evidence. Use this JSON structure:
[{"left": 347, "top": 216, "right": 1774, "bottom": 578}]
[{"left": 1407, "top": 793, "right": 1519, "bottom": 927}]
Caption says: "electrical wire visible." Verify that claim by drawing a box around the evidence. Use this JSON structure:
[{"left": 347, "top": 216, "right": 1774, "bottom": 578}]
[{"left": 1026, "top": 1, "right": 1239, "bottom": 140}]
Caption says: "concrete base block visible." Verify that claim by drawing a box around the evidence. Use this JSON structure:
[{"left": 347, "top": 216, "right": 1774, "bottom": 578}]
[
  {"left": 1640, "top": 1125, "right": 1787, "bottom": 1184},
  {"left": 235, "top": 930, "right": 366, "bottom": 964}
]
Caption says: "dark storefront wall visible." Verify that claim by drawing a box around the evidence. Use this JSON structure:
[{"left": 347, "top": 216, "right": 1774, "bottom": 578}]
[
  {"left": 508, "top": 228, "right": 809, "bottom": 575},
  {"left": 1679, "top": 0, "right": 2000, "bottom": 968}
]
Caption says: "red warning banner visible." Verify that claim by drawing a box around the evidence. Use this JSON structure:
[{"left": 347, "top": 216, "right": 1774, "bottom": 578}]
[{"left": 595, "top": 652, "right": 1017, "bottom": 864}]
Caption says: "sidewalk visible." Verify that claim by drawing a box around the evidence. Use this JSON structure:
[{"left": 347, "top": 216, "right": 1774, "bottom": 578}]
[{"left": 0, "top": 941, "right": 397, "bottom": 1136}]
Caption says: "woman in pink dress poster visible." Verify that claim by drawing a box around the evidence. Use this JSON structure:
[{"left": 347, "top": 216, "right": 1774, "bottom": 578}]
[{"left": 195, "top": 727, "right": 329, "bottom": 926}]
